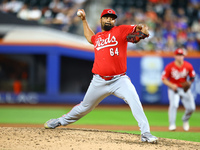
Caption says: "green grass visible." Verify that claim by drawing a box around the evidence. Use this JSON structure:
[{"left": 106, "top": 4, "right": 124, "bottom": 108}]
[
  {"left": 0, "top": 107, "right": 68, "bottom": 124},
  {"left": 145, "top": 110, "right": 200, "bottom": 127},
  {"left": 0, "top": 106, "right": 199, "bottom": 142}
]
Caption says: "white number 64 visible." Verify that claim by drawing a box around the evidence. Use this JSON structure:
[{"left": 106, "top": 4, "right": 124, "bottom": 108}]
[{"left": 110, "top": 48, "right": 119, "bottom": 56}]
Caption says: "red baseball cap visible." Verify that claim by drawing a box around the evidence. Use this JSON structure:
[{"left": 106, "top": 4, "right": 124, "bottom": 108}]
[
  {"left": 174, "top": 48, "right": 185, "bottom": 55},
  {"left": 101, "top": 9, "right": 117, "bottom": 19}
]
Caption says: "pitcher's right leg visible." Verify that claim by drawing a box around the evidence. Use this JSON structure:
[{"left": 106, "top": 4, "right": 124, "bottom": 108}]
[{"left": 45, "top": 75, "right": 110, "bottom": 129}]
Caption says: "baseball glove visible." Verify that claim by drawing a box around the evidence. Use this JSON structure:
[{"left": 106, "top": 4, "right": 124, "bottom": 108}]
[
  {"left": 126, "top": 31, "right": 149, "bottom": 43},
  {"left": 181, "top": 81, "right": 191, "bottom": 92}
]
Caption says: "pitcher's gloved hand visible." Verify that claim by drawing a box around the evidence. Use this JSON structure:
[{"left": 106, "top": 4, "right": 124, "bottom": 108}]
[{"left": 126, "top": 31, "right": 149, "bottom": 43}]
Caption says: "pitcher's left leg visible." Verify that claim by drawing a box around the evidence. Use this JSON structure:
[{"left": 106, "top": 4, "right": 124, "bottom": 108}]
[
  {"left": 112, "top": 76, "right": 150, "bottom": 134},
  {"left": 181, "top": 89, "right": 195, "bottom": 131}
]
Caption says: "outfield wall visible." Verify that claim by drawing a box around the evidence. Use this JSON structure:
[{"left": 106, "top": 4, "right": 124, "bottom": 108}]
[{"left": 0, "top": 43, "right": 200, "bottom": 105}]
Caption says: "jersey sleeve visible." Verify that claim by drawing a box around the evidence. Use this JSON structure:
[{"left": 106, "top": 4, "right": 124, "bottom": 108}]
[
  {"left": 119, "top": 25, "right": 137, "bottom": 41},
  {"left": 161, "top": 65, "right": 170, "bottom": 80},
  {"left": 188, "top": 63, "right": 196, "bottom": 78},
  {"left": 91, "top": 34, "right": 96, "bottom": 45}
]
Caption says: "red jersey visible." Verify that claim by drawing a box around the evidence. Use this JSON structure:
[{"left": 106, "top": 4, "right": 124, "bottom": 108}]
[
  {"left": 91, "top": 25, "right": 137, "bottom": 76},
  {"left": 161, "top": 61, "right": 196, "bottom": 87}
]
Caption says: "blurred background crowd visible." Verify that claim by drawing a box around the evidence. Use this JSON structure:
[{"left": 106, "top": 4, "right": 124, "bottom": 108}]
[
  {"left": 112, "top": 0, "right": 200, "bottom": 51},
  {"left": 0, "top": 0, "right": 200, "bottom": 52}
]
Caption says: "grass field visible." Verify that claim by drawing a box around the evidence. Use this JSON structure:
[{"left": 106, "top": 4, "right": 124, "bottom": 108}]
[{"left": 0, "top": 105, "right": 200, "bottom": 142}]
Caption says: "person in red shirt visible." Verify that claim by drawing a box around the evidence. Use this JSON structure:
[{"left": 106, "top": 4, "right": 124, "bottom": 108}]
[
  {"left": 162, "top": 48, "right": 196, "bottom": 131},
  {"left": 13, "top": 79, "right": 22, "bottom": 95},
  {"left": 44, "top": 8, "right": 158, "bottom": 143}
]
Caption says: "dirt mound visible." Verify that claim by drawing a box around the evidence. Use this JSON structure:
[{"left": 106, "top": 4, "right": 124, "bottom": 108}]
[{"left": 0, "top": 127, "right": 199, "bottom": 150}]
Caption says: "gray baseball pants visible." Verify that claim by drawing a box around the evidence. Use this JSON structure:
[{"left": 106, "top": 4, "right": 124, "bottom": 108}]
[
  {"left": 59, "top": 74, "right": 150, "bottom": 134},
  {"left": 168, "top": 88, "right": 196, "bottom": 126}
]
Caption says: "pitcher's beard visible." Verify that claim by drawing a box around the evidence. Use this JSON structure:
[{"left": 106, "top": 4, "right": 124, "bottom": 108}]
[{"left": 102, "top": 24, "right": 114, "bottom": 31}]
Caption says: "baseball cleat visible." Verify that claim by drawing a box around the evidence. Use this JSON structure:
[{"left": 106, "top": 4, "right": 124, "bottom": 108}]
[
  {"left": 44, "top": 119, "right": 61, "bottom": 129},
  {"left": 183, "top": 121, "right": 189, "bottom": 131},
  {"left": 141, "top": 132, "right": 158, "bottom": 143},
  {"left": 169, "top": 124, "right": 176, "bottom": 131}
]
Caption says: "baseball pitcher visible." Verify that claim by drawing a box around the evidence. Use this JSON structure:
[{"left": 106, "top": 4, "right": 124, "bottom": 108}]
[
  {"left": 162, "top": 48, "right": 196, "bottom": 131},
  {"left": 44, "top": 8, "right": 158, "bottom": 143}
]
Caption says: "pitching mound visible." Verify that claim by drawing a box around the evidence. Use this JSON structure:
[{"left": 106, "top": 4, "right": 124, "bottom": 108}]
[{"left": 0, "top": 127, "right": 200, "bottom": 150}]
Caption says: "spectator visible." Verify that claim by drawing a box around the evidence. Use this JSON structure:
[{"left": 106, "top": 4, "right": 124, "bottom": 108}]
[
  {"left": 154, "top": 37, "right": 165, "bottom": 51},
  {"left": 13, "top": 78, "right": 22, "bottom": 95},
  {"left": 0, "top": 0, "right": 10, "bottom": 13},
  {"left": 5, "top": 0, "right": 23, "bottom": 14},
  {"left": 17, "top": 4, "right": 29, "bottom": 20},
  {"left": 176, "top": 28, "right": 187, "bottom": 46},
  {"left": 164, "top": 35, "right": 176, "bottom": 51},
  {"left": 185, "top": 35, "right": 199, "bottom": 51},
  {"left": 146, "top": 3, "right": 158, "bottom": 22},
  {"left": 28, "top": 6, "right": 42, "bottom": 21},
  {"left": 17, "top": 4, "right": 42, "bottom": 21},
  {"left": 48, "top": 0, "right": 64, "bottom": 18}
]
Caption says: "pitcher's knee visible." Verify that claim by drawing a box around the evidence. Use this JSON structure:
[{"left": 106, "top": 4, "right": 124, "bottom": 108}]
[
  {"left": 187, "top": 107, "right": 195, "bottom": 114},
  {"left": 78, "top": 104, "right": 94, "bottom": 116}
]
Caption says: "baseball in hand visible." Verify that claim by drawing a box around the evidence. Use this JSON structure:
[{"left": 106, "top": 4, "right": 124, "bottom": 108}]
[{"left": 77, "top": 10, "right": 83, "bottom": 17}]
